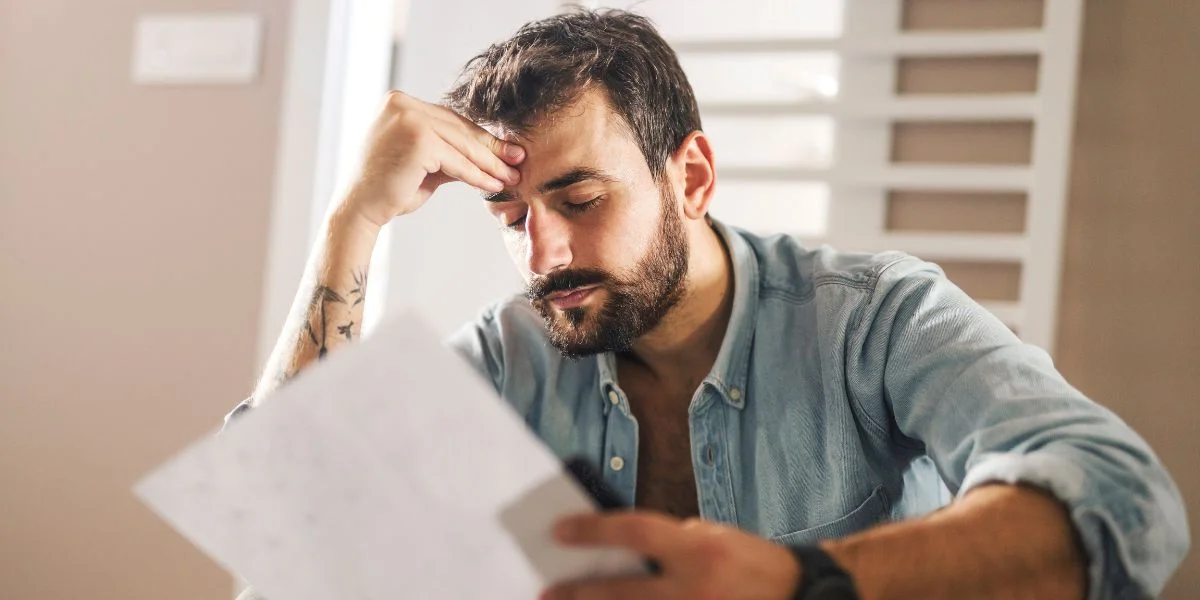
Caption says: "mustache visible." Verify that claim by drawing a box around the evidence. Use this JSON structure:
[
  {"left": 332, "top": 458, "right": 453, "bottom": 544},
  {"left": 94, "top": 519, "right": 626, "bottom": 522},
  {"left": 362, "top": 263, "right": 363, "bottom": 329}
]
[{"left": 526, "top": 268, "right": 611, "bottom": 302}]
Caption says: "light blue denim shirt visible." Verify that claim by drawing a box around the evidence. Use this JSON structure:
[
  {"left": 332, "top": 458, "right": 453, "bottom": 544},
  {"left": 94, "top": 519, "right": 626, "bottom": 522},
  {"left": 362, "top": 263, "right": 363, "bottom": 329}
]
[
  {"left": 226, "top": 219, "right": 1187, "bottom": 599},
  {"left": 443, "top": 219, "right": 1189, "bottom": 599}
]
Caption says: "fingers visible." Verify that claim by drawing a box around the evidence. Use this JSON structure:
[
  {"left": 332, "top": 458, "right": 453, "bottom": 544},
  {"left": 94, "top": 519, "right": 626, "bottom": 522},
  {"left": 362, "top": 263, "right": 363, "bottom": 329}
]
[
  {"left": 461, "top": 117, "right": 527, "bottom": 167},
  {"left": 436, "top": 125, "right": 522, "bottom": 187},
  {"left": 382, "top": 91, "right": 525, "bottom": 193},
  {"left": 428, "top": 102, "right": 527, "bottom": 165},
  {"left": 499, "top": 138, "right": 526, "bottom": 163},
  {"left": 431, "top": 138, "right": 505, "bottom": 193},
  {"left": 418, "top": 101, "right": 525, "bottom": 189},
  {"left": 540, "top": 577, "right": 672, "bottom": 600},
  {"left": 554, "top": 512, "right": 683, "bottom": 558}
]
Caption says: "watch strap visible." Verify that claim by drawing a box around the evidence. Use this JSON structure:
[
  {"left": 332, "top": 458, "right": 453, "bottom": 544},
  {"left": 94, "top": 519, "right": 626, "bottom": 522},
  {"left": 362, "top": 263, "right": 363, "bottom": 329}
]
[{"left": 787, "top": 545, "right": 860, "bottom": 600}]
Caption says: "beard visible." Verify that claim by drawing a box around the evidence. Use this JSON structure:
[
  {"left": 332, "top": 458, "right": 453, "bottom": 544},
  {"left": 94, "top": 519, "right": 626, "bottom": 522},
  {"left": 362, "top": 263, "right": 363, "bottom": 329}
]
[{"left": 525, "top": 185, "right": 689, "bottom": 359}]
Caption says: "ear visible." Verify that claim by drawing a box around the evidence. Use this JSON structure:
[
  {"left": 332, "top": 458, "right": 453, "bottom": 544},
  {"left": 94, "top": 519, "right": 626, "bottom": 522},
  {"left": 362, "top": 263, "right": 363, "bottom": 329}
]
[{"left": 669, "top": 130, "right": 716, "bottom": 221}]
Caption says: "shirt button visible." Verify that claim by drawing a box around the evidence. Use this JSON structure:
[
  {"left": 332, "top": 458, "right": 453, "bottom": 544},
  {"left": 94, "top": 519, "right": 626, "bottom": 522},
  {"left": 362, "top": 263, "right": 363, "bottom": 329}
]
[
  {"left": 610, "top": 456, "right": 625, "bottom": 471},
  {"left": 704, "top": 445, "right": 716, "bottom": 465},
  {"left": 729, "top": 388, "right": 742, "bottom": 402},
  {"left": 608, "top": 390, "right": 620, "bottom": 405}
]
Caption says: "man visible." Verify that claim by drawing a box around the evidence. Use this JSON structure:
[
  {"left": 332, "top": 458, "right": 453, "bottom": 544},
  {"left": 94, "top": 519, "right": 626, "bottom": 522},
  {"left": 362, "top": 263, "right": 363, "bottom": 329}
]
[{"left": 230, "top": 9, "right": 1188, "bottom": 600}]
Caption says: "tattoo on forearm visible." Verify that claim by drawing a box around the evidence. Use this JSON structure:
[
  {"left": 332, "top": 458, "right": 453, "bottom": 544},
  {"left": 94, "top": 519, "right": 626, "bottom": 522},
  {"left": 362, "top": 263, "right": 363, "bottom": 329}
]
[
  {"left": 266, "top": 268, "right": 368, "bottom": 392},
  {"left": 310, "top": 287, "right": 344, "bottom": 358},
  {"left": 349, "top": 269, "right": 367, "bottom": 307},
  {"left": 303, "top": 268, "right": 368, "bottom": 359}
]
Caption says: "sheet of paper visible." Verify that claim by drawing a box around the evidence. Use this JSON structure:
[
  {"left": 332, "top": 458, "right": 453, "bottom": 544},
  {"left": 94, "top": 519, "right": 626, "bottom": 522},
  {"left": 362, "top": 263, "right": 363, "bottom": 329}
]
[{"left": 135, "top": 311, "right": 645, "bottom": 600}]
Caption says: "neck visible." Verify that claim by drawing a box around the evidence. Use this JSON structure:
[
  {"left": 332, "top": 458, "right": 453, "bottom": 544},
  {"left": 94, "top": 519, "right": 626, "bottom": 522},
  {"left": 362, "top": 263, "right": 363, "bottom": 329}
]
[{"left": 622, "top": 223, "right": 734, "bottom": 390}]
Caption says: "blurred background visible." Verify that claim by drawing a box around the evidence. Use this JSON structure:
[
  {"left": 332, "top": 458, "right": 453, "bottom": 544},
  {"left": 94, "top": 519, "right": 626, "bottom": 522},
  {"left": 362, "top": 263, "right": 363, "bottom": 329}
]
[{"left": 1, "top": 0, "right": 1197, "bottom": 598}]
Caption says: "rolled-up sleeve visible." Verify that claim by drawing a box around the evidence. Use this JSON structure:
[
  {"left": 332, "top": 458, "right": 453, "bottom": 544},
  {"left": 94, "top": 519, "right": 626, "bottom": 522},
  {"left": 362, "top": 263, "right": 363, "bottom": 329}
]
[{"left": 854, "top": 257, "right": 1189, "bottom": 599}]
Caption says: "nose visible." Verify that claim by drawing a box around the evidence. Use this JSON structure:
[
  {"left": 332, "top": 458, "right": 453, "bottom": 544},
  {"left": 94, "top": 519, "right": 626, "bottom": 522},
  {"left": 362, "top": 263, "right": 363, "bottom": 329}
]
[{"left": 524, "top": 208, "right": 573, "bottom": 276}]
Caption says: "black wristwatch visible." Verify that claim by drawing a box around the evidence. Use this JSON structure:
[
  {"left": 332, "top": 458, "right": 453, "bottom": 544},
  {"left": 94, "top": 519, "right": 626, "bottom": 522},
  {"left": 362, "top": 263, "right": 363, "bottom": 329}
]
[{"left": 787, "top": 545, "right": 860, "bottom": 600}]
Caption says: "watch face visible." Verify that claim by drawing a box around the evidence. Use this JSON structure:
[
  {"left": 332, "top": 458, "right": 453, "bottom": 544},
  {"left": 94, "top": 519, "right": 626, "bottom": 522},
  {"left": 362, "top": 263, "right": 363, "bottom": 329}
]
[{"left": 809, "top": 579, "right": 860, "bottom": 600}]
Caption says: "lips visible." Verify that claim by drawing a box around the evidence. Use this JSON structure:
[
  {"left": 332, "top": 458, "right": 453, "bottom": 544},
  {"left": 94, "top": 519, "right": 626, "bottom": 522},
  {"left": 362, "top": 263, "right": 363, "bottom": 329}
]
[{"left": 546, "top": 284, "right": 600, "bottom": 309}]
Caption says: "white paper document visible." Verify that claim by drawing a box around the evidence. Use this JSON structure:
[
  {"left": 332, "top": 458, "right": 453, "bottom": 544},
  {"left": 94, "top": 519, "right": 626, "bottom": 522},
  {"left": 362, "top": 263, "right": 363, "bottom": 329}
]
[{"left": 135, "top": 311, "right": 644, "bottom": 600}]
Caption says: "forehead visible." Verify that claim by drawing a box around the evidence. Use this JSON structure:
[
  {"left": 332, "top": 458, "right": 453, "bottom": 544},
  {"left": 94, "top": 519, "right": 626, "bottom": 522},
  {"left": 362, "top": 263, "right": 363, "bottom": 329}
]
[{"left": 496, "top": 88, "right": 649, "bottom": 187}]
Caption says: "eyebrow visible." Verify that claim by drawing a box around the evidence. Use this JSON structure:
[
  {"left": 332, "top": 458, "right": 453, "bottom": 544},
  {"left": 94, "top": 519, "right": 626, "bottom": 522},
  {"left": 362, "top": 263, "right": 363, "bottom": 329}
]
[{"left": 483, "top": 167, "right": 619, "bottom": 203}]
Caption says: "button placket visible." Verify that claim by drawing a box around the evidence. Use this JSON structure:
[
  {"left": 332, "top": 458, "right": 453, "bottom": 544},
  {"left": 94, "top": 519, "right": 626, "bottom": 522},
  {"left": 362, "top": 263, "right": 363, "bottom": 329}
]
[
  {"left": 693, "top": 389, "right": 738, "bottom": 525},
  {"left": 602, "top": 386, "right": 639, "bottom": 504},
  {"left": 691, "top": 393, "right": 717, "bottom": 521}
]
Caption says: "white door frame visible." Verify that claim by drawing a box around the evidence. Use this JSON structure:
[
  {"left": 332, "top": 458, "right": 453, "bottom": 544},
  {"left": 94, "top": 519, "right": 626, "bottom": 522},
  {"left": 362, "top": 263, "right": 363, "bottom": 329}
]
[
  {"left": 241, "top": 3, "right": 395, "bottom": 595},
  {"left": 255, "top": 0, "right": 395, "bottom": 369}
]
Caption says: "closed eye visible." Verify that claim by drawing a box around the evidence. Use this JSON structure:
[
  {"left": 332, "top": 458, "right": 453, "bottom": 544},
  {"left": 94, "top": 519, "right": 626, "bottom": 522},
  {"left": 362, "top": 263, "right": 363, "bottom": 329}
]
[
  {"left": 503, "top": 215, "right": 526, "bottom": 231},
  {"left": 501, "top": 195, "right": 604, "bottom": 233},
  {"left": 565, "top": 195, "right": 604, "bottom": 215}
]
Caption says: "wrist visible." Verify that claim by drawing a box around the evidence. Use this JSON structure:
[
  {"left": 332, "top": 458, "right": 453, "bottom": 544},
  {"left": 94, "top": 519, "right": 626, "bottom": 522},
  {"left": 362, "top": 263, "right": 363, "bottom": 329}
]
[
  {"left": 780, "top": 545, "right": 804, "bottom": 600},
  {"left": 787, "top": 544, "right": 860, "bottom": 600},
  {"left": 327, "top": 202, "right": 384, "bottom": 240}
]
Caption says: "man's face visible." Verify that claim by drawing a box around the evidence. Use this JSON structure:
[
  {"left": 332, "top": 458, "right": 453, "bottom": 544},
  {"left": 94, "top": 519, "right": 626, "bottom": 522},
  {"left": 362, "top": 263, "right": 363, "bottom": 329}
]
[{"left": 482, "top": 89, "right": 688, "bottom": 358}]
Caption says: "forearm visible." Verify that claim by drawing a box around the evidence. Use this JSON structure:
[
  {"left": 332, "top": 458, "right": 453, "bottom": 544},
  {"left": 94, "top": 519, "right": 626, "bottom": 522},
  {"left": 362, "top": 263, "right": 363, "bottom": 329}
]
[
  {"left": 251, "top": 205, "right": 381, "bottom": 402},
  {"left": 824, "top": 483, "right": 1087, "bottom": 600}
]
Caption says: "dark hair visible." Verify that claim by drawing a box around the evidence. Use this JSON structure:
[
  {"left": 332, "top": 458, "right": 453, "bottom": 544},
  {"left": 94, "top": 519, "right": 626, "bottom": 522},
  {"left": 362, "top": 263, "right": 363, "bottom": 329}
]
[{"left": 444, "top": 8, "right": 701, "bottom": 180}]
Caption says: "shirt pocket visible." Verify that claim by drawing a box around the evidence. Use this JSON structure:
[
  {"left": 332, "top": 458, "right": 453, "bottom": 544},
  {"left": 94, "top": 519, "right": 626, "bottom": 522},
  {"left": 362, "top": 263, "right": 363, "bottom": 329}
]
[{"left": 768, "top": 485, "right": 890, "bottom": 546}]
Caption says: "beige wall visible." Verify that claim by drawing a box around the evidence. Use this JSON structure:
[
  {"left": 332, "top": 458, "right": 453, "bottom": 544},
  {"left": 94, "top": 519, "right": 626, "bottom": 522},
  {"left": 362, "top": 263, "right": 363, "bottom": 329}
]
[
  {"left": 0, "top": 0, "right": 1196, "bottom": 598},
  {"left": 0, "top": 0, "right": 287, "bottom": 598},
  {"left": 1058, "top": 1, "right": 1200, "bottom": 596}
]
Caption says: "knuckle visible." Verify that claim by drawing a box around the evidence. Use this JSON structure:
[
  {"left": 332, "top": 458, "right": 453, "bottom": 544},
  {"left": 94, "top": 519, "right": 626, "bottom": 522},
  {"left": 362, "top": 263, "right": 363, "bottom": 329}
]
[
  {"left": 403, "top": 124, "right": 436, "bottom": 151},
  {"left": 387, "top": 111, "right": 422, "bottom": 143},
  {"left": 385, "top": 89, "right": 408, "bottom": 108},
  {"left": 392, "top": 107, "right": 421, "bottom": 130}
]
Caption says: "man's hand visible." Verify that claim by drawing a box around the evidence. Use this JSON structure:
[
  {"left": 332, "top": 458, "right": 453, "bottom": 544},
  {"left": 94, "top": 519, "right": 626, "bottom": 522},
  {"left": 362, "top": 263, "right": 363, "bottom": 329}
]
[
  {"left": 250, "top": 90, "right": 524, "bottom": 401},
  {"left": 341, "top": 90, "right": 526, "bottom": 229},
  {"left": 542, "top": 511, "right": 801, "bottom": 600}
]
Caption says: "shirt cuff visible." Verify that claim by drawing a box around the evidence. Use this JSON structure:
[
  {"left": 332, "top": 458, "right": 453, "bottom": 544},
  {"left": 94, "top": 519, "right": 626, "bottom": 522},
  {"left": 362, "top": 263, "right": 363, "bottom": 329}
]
[
  {"left": 957, "top": 451, "right": 1131, "bottom": 600},
  {"left": 958, "top": 451, "right": 1088, "bottom": 503}
]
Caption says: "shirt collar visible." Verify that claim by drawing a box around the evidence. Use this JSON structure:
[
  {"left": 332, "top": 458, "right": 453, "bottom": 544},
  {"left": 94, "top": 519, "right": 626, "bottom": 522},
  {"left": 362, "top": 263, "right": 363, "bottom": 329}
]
[{"left": 597, "top": 218, "right": 759, "bottom": 412}]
